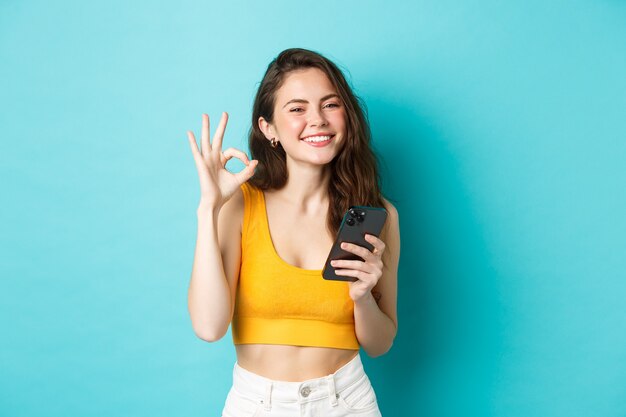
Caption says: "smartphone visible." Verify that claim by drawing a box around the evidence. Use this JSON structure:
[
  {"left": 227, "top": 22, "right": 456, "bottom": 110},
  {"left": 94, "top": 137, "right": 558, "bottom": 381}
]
[{"left": 322, "top": 206, "right": 388, "bottom": 282}]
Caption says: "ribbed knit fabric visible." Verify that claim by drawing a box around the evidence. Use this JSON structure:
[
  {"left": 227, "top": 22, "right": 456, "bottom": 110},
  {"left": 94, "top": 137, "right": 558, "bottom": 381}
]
[{"left": 231, "top": 182, "right": 359, "bottom": 350}]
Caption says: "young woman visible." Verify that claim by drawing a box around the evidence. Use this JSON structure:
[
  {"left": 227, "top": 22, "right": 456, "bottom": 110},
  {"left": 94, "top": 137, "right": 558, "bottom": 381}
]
[{"left": 186, "top": 48, "right": 400, "bottom": 417}]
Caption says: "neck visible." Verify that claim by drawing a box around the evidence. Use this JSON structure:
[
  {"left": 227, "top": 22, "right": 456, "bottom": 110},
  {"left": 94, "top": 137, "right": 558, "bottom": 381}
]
[{"left": 277, "top": 159, "right": 331, "bottom": 212}]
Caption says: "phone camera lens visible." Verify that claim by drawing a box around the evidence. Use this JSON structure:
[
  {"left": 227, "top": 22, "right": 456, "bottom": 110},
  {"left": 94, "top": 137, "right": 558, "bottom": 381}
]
[
  {"left": 348, "top": 208, "right": 357, "bottom": 218},
  {"left": 346, "top": 218, "right": 356, "bottom": 226}
]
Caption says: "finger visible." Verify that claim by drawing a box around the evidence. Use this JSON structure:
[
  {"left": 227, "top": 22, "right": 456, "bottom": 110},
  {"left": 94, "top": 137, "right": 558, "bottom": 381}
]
[
  {"left": 187, "top": 132, "right": 209, "bottom": 183},
  {"left": 201, "top": 114, "right": 211, "bottom": 161},
  {"left": 333, "top": 269, "right": 372, "bottom": 282},
  {"left": 187, "top": 131, "right": 200, "bottom": 157},
  {"left": 211, "top": 112, "right": 228, "bottom": 155},
  {"left": 365, "top": 234, "right": 386, "bottom": 255},
  {"left": 340, "top": 241, "right": 376, "bottom": 261},
  {"left": 233, "top": 160, "right": 258, "bottom": 184},
  {"left": 220, "top": 147, "right": 250, "bottom": 167},
  {"left": 330, "top": 259, "right": 372, "bottom": 272}
]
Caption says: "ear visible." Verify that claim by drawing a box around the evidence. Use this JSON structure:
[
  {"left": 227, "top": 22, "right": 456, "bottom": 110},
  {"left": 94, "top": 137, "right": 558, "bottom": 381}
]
[{"left": 258, "top": 116, "right": 275, "bottom": 140}]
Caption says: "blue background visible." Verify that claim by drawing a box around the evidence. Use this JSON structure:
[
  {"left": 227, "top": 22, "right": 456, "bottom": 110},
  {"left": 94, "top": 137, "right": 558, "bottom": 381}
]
[{"left": 1, "top": 1, "right": 625, "bottom": 416}]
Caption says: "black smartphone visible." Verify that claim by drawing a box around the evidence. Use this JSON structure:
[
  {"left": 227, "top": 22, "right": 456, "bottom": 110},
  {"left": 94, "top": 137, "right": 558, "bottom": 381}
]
[{"left": 322, "top": 206, "right": 388, "bottom": 282}]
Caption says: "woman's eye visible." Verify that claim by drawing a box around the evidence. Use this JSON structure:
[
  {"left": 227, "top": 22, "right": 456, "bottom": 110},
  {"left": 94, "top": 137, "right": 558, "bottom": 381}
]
[{"left": 290, "top": 103, "right": 339, "bottom": 112}]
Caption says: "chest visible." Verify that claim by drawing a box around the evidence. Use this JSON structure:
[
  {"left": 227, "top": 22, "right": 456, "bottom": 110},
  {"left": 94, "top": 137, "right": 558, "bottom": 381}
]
[{"left": 265, "top": 201, "right": 334, "bottom": 270}]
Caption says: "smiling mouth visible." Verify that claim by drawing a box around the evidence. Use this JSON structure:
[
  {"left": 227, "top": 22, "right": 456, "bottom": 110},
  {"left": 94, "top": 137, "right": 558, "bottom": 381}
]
[{"left": 301, "top": 134, "right": 335, "bottom": 143}]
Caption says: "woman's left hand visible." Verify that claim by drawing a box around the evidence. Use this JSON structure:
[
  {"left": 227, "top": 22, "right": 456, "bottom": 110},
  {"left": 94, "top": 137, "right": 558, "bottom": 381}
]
[{"left": 330, "top": 234, "right": 386, "bottom": 303}]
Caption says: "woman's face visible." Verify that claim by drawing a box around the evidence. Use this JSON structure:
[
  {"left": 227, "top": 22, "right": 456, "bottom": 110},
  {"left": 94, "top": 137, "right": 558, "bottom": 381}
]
[{"left": 259, "top": 67, "right": 347, "bottom": 167}]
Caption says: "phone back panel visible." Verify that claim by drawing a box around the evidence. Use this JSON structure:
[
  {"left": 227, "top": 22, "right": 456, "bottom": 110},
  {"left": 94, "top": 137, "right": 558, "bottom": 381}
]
[{"left": 322, "top": 206, "right": 388, "bottom": 282}]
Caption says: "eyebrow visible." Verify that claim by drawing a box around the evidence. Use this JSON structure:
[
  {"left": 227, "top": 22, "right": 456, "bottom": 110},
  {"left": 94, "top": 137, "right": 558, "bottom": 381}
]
[{"left": 282, "top": 93, "right": 340, "bottom": 109}]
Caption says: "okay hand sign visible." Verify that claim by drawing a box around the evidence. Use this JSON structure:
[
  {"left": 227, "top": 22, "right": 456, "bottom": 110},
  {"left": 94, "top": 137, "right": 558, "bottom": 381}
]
[{"left": 187, "top": 113, "right": 258, "bottom": 211}]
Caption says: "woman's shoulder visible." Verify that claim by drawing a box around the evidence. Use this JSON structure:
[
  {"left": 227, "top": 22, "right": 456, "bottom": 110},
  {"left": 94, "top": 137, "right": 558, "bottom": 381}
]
[
  {"left": 230, "top": 181, "right": 265, "bottom": 221},
  {"left": 380, "top": 197, "right": 400, "bottom": 241},
  {"left": 239, "top": 180, "right": 262, "bottom": 197},
  {"left": 381, "top": 197, "right": 399, "bottom": 220},
  {"left": 218, "top": 184, "right": 246, "bottom": 233}
]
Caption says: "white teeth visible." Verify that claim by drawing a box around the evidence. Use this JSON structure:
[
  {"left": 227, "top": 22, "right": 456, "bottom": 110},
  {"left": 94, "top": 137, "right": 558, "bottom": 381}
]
[{"left": 303, "top": 135, "right": 332, "bottom": 143}]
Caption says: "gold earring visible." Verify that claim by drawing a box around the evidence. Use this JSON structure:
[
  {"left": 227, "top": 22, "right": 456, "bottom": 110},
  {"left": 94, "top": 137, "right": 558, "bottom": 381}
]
[{"left": 270, "top": 138, "right": 278, "bottom": 148}]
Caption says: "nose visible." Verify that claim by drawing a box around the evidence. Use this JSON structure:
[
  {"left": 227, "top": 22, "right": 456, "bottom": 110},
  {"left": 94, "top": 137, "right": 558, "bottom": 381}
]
[{"left": 308, "top": 107, "right": 328, "bottom": 127}]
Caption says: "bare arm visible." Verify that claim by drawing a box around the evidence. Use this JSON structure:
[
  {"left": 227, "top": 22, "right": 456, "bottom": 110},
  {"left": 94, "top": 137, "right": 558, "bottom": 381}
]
[
  {"left": 353, "top": 288, "right": 397, "bottom": 357},
  {"left": 187, "top": 203, "right": 236, "bottom": 341},
  {"left": 185, "top": 112, "right": 257, "bottom": 342}
]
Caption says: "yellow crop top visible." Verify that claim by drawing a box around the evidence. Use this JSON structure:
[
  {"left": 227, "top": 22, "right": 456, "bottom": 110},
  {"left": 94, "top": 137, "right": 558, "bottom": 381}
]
[{"left": 231, "top": 182, "right": 359, "bottom": 350}]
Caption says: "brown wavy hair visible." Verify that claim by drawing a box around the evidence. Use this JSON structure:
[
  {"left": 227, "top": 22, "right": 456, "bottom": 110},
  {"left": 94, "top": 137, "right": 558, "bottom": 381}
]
[{"left": 248, "top": 48, "right": 386, "bottom": 237}]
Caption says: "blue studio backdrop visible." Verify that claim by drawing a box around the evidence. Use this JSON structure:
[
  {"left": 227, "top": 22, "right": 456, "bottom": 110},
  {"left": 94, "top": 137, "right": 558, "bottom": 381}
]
[{"left": 1, "top": 1, "right": 625, "bottom": 416}]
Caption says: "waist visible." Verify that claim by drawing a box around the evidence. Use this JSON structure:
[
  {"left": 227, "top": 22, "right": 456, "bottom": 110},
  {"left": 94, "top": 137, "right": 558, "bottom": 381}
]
[
  {"left": 235, "top": 344, "right": 359, "bottom": 381},
  {"left": 232, "top": 351, "right": 365, "bottom": 402}
]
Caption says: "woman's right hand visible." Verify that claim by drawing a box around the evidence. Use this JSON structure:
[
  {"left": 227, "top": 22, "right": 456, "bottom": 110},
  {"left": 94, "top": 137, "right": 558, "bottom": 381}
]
[{"left": 187, "top": 112, "right": 258, "bottom": 212}]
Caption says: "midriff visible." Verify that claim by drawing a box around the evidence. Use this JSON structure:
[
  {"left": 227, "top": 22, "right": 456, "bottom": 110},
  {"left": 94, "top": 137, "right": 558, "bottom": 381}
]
[{"left": 235, "top": 344, "right": 359, "bottom": 382}]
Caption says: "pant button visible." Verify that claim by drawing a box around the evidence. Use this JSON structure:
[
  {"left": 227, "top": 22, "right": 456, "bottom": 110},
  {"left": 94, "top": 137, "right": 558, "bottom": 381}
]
[{"left": 300, "top": 386, "right": 311, "bottom": 397}]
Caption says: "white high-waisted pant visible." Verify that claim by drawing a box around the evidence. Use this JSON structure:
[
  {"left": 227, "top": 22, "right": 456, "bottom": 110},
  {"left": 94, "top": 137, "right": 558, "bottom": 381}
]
[{"left": 221, "top": 353, "right": 382, "bottom": 417}]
